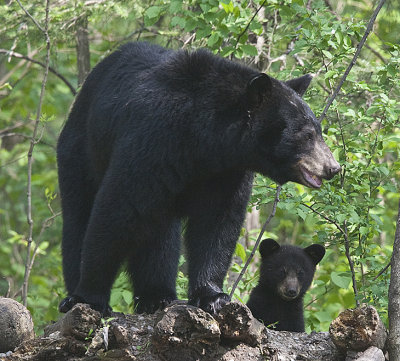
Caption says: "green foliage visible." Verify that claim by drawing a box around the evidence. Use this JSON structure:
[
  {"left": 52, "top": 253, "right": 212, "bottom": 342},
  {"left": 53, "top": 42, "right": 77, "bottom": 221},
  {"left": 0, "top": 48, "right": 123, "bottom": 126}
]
[{"left": 0, "top": 0, "right": 398, "bottom": 334}]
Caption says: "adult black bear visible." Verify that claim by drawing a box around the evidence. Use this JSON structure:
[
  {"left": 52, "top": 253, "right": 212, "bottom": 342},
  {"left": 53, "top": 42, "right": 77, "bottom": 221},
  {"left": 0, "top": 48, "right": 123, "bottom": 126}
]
[
  {"left": 247, "top": 239, "right": 325, "bottom": 332},
  {"left": 57, "top": 41, "right": 340, "bottom": 315}
]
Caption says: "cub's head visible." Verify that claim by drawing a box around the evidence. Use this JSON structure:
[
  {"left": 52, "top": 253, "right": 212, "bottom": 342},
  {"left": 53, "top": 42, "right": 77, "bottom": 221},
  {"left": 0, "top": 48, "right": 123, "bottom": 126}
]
[
  {"left": 258, "top": 239, "right": 325, "bottom": 300},
  {"left": 244, "top": 73, "right": 341, "bottom": 188}
]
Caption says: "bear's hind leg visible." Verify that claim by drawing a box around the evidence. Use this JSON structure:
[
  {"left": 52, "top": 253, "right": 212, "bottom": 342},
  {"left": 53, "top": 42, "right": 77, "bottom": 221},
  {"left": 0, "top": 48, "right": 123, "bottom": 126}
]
[
  {"left": 128, "top": 218, "right": 181, "bottom": 314},
  {"left": 63, "top": 179, "right": 139, "bottom": 314},
  {"left": 57, "top": 135, "right": 96, "bottom": 310}
]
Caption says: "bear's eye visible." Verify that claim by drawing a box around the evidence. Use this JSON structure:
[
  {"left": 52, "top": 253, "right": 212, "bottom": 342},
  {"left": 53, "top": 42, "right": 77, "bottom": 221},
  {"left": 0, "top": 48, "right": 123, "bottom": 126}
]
[
  {"left": 297, "top": 270, "right": 304, "bottom": 277},
  {"left": 305, "top": 132, "right": 313, "bottom": 141}
]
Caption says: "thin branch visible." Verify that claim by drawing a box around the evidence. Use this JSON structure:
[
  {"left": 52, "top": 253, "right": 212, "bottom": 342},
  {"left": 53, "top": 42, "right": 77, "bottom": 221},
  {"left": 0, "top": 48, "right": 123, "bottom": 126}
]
[
  {"left": 236, "top": 0, "right": 266, "bottom": 45},
  {"left": 229, "top": 185, "right": 282, "bottom": 299},
  {"left": 302, "top": 203, "right": 359, "bottom": 305},
  {"left": 318, "top": 0, "right": 387, "bottom": 122},
  {"left": 15, "top": 0, "right": 45, "bottom": 33},
  {"left": 230, "top": 0, "right": 267, "bottom": 60},
  {"left": 302, "top": 202, "right": 346, "bottom": 235},
  {"left": 19, "top": 0, "right": 51, "bottom": 307},
  {"left": 373, "top": 261, "right": 391, "bottom": 281},
  {"left": 26, "top": 212, "right": 62, "bottom": 283},
  {"left": 343, "top": 221, "right": 359, "bottom": 307},
  {"left": 0, "top": 49, "right": 77, "bottom": 95},
  {"left": 0, "top": 120, "right": 28, "bottom": 135}
]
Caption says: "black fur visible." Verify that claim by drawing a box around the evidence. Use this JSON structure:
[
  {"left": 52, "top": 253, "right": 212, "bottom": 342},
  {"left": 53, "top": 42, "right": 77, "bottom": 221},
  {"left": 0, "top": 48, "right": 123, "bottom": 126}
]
[
  {"left": 57, "top": 42, "right": 334, "bottom": 315},
  {"left": 247, "top": 239, "right": 325, "bottom": 332}
]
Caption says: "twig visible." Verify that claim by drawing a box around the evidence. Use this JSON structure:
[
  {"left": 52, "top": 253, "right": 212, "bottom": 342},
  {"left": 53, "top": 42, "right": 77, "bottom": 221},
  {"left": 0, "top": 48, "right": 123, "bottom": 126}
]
[
  {"left": 230, "top": 0, "right": 267, "bottom": 60},
  {"left": 229, "top": 185, "right": 282, "bottom": 299},
  {"left": 18, "top": 0, "right": 51, "bottom": 307},
  {"left": 343, "top": 222, "right": 359, "bottom": 306},
  {"left": 0, "top": 49, "right": 76, "bottom": 95},
  {"left": 302, "top": 202, "right": 360, "bottom": 305},
  {"left": 0, "top": 120, "right": 28, "bottom": 135},
  {"left": 373, "top": 261, "right": 391, "bottom": 281},
  {"left": 15, "top": 0, "right": 45, "bottom": 33},
  {"left": 236, "top": 0, "right": 266, "bottom": 45},
  {"left": 25, "top": 212, "right": 62, "bottom": 285},
  {"left": 302, "top": 202, "right": 346, "bottom": 235},
  {"left": 318, "top": 0, "right": 387, "bottom": 122}
]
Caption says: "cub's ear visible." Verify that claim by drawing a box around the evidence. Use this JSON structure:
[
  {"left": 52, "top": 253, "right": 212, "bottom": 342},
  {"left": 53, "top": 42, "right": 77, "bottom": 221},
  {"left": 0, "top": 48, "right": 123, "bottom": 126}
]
[
  {"left": 285, "top": 74, "right": 313, "bottom": 97},
  {"left": 304, "top": 244, "right": 325, "bottom": 265},
  {"left": 245, "top": 73, "right": 272, "bottom": 109},
  {"left": 259, "top": 238, "right": 280, "bottom": 258}
]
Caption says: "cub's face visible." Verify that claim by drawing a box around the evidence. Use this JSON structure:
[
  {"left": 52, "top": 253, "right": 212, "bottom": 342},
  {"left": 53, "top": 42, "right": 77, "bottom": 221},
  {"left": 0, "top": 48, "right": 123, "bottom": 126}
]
[
  {"left": 257, "top": 239, "right": 325, "bottom": 300},
  {"left": 245, "top": 74, "right": 341, "bottom": 188}
]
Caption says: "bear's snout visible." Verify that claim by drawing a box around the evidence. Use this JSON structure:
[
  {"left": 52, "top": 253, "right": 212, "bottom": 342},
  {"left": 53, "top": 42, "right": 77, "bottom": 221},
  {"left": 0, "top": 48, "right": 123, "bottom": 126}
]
[{"left": 278, "top": 273, "right": 301, "bottom": 301}]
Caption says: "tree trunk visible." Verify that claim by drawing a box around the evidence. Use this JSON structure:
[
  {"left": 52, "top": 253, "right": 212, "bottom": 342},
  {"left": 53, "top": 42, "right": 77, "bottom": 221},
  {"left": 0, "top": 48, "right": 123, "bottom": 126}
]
[
  {"left": 388, "top": 197, "right": 400, "bottom": 361},
  {"left": 76, "top": 15, "right": 90, "bottom": 87}
]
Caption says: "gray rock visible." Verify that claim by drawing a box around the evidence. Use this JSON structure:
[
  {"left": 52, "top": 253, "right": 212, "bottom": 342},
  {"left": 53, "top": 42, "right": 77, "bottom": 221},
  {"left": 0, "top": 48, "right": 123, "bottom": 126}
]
[
  {"left": 152, "top": 303, "right": 220, "bottom": 361},
  {"left": 0, "top": 297, "right": 34, "bottom": 353},
  {"left": 216, "top": 302, "right": 264, "bottom": 346}
]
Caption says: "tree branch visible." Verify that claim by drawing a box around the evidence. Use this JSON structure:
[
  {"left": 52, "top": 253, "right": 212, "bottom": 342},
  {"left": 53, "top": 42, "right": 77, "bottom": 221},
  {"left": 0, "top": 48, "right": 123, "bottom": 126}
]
[
  {"left": 301, "top": 203, "right": 359, "bottom": 305},
  {"left": 0, "top": 49, "right": 76, "bottom": 95},
  {"left": 229, "top": 185, "right": 282, "bottom": 299},
  {"left": 318, "top": 0, "right": 387, "bottom": 122},
  {"left": 18, "top": 0, "right": 51, "bottom": 307}
]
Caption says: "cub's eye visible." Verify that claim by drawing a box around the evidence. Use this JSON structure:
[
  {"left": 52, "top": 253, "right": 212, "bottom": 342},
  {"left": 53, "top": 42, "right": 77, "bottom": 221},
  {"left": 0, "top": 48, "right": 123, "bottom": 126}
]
[
  {"left": 297, "top": 270, "right": 304, "bottom": 277},
  {"left": 305, "top": 132, "right": 313, "bottom": 141}
]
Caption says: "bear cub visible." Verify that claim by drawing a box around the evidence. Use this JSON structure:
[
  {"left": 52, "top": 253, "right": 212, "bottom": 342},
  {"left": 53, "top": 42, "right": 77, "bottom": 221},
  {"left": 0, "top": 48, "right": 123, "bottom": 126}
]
[{"left": 247, "top": 238, "right": 325, "bottom": 332}]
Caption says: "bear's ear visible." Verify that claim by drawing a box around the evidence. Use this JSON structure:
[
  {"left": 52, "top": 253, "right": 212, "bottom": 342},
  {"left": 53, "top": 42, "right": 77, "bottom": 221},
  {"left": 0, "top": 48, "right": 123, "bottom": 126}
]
[
  {"left": 285, "top": 74, "right": 313, "bottom": 97},
  {"left": 259, "top": 238, "right": 280, "bottom": 258},
  {"left": 245, "top": 73, "right": 272, "bottom": 109},
  {"left": 304, "top": 244, "right": 325, "bottom": 265}
]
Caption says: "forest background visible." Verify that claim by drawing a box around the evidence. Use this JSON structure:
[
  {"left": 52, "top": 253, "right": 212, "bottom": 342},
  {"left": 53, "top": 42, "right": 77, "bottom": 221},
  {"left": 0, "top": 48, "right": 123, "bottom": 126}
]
[{"left": 0, "top": 0, "right": 399, "bottom": 335}]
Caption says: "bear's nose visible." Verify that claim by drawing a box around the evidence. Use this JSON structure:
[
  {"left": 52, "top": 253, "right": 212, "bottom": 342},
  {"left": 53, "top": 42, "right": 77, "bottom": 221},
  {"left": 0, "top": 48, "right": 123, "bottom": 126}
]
[
  {"left": 329, "top": 164, "right": 342, "bottom": 177},
  {"left": 325, "top": 164, "right": 342, "bottom": 180},
  {"left": 285, "top": 289, "right": 298, "bottom": 298}
]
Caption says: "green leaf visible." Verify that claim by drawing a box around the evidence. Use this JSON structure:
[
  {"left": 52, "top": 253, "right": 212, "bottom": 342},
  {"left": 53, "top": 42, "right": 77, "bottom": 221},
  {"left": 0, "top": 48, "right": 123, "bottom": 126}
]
[
  {"left": 235, "top": 243, "right": 246, "bottom": 262},
  {"left": 145, "top": 6, "right": 162, "bottom": 19},
  {"left": 171, "top": 16, "right": 186, "bottom": 29},
  {"left": 144, "top": 6, "right": 163, "bottom": 26},
  {"left": 169, "top": 0, "right": 182, "bottom": 13},
  {"left": 207, "top": 32, "right": 220, "bottom": 47},
  {"left": 331, "top": 272, "right": 352, "bottom": 289},
  {"left": 322, "top": 50, "right": 333, "bottom": 59},
  {"left": 240, "top": 44, "right": 258, "bottom": 56},
  {"left": 122, "top": 290, "right": 133, "bottom": 305}
]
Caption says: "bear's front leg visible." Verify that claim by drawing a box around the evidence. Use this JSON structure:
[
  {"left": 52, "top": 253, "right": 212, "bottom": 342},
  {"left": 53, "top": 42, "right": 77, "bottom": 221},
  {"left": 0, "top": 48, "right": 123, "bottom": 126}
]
[{"left": 184, "top": 171, "right": 253, "bottom": 314}]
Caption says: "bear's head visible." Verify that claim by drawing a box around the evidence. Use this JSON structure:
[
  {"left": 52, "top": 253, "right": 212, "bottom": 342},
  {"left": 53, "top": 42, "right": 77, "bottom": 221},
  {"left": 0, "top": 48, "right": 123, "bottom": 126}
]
[
  {"left": 257, "top": 238, "right": 325, "bottom": 300},
  {"left": 243, "top": 73, "right": 341, "bottom": 189}
]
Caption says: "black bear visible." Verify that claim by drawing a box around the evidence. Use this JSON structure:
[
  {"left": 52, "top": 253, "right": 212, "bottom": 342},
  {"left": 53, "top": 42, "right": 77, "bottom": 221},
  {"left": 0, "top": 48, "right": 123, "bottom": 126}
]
[
  {"left": 57, "top": 41, "right": 340, "bottom": 315},
  {"left": 247, "top": 239, "right": 325, "bottom": 332}
]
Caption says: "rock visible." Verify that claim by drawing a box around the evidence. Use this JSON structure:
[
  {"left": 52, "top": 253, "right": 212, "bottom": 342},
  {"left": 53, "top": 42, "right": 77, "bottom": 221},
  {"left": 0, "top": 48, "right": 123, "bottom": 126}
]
[
  {"left": 0, "top": 297, "right": 34, "bottom": 353},
  {"left": 152, "top": 303, "right": 221, "bottom": 361},
  {"left": 329, "top": 305, "right": 387, "bottom": 352},
  {"left": 216, "top": 302, "right": 264, "bottom": 346},
  {"left": 345, "top": 346, "right": 385, "bottom": 361},
  {"left": 43, "top": 303, "right": 101, "bottom": 340}
]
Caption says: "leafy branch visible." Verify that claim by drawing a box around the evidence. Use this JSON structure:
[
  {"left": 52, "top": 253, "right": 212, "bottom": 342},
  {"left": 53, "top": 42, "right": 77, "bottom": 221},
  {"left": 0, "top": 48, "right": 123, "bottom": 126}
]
[
  {"left": 318, "top": 0, "right": 387, "bottom": 122},
  {"left": 0, "top": 49, "right": 77, "bottom": 95},
  {"left": 230, "top": 185, "right": 282, "bottom": 299}
]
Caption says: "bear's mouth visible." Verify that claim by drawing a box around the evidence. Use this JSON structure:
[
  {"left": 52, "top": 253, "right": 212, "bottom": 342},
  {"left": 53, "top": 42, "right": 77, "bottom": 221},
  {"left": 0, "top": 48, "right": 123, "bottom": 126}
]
[
  {"left": 299, "top": 165, "right": 322, "bottom": 189},
  {"left": 281, "top": 294, "right": 299, "bottom": 301}
]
